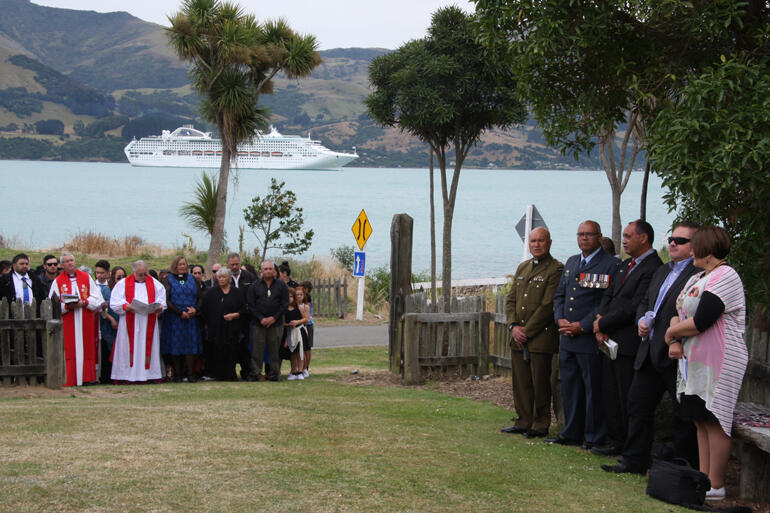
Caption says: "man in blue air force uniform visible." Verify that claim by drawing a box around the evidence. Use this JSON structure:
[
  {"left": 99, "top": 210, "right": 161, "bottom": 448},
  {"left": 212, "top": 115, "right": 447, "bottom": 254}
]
[{"left": 547, "top": 220, "right": 620, "bottom": 448}]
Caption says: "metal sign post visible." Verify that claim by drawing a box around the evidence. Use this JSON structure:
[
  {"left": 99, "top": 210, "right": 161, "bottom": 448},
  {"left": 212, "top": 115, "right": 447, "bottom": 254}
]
[
  {"left": 351, "top": 211, "right": 373, "bottom": 321},
  {"left": 515, "top": 204, "right": 548, "bottom": 262}
]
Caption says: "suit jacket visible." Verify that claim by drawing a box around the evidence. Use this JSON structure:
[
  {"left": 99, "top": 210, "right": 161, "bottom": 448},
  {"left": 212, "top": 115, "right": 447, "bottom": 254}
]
[
  {"left": 633, "top": 261, "right": 700, "bottom": 372},
  {"left": 597, "top": 252, "right": 663, "bottom": 357},
  {"left": 553, "top": 250, "right": 620, "bottom": 354},
  {"left": 505, "top": 254, "right": 563, "bottom": 353},
  {"left": 0, "top": 271, "right": 47, "bottom": 308},
  {"left": 232, "top": 269, "right": 255, "bottom": 289}
]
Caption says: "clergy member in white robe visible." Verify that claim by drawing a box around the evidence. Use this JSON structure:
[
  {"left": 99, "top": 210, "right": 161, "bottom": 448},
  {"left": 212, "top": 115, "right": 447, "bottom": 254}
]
[
  {"left": 110, "top": 260, "right": 166, "bottom": 383},
  {"left": 49, "top": 253, "right": 105, "bottom": 387}
]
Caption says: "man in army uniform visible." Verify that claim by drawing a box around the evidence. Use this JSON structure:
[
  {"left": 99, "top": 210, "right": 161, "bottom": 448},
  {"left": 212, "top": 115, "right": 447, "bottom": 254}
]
[
  {"left": 501, "top": 227, "right": 563, "bottom": 438},
  {"left": 548, "top": 221, "right": 620, "bottom": 449}
]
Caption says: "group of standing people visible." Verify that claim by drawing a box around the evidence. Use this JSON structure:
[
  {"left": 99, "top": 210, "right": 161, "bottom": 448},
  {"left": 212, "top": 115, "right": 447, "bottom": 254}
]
[
  {"left": 503, "top": 220, "right": 747, "bottom": 501},
  {"left": 0, "top": 251, "right": 315, "bottom": 387}
]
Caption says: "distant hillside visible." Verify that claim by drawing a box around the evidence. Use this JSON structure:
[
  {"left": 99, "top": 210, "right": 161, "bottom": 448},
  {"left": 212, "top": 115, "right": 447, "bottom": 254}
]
[
  {"left": 0, "top": 0, "right": 602, "bottom": 168},
  {"left": 0, "top": 0, "right": 187, "bottom": 91}
]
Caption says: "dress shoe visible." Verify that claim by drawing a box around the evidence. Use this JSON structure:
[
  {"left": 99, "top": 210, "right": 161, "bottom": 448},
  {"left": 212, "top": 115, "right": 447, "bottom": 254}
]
[
  {"left": 545, "top": 435, "right": 582, "bottom": 446},
  {"left": 591, "top": 443, "right": 623, "bottom": 457},
  {"left": 600, "top": 462, "right": 646, "bottom": 475},
  {"left": 581, "top": 442, "right": 594, "bottom": 450},
  {"left": 524, "top": 430, "right": 548, "bottom": 439},
  {"left": 500, "top": 426, "right": 528, "bottom": 434}
]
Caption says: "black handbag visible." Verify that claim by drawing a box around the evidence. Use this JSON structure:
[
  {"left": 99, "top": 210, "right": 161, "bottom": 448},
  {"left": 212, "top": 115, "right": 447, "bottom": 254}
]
[{"left": 646, "top": 457, "right": 710, "bottom": 507}]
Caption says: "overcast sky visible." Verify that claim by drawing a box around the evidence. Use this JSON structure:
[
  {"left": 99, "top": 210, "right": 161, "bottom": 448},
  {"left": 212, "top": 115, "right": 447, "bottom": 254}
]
[{"left": 34, "top": 0, "right": 475, "bottom": 50}]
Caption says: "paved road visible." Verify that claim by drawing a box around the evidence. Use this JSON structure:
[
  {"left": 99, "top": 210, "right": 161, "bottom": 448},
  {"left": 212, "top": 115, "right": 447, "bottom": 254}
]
[{"left": 313, "top": 324, "right": 388, "bottom": 348}]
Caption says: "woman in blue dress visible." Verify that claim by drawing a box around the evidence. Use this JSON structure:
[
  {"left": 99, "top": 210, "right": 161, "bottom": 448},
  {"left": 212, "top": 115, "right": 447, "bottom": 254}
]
[{"left": 162, "top": 256, "right": 203, "bottom": 382}]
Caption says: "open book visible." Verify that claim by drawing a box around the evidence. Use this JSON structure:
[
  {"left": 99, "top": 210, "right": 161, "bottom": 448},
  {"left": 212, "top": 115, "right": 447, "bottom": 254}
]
[
  {"left": 61, "top": 293, "right": 80, "bottom": 304},
  {"left": 130, "top": 299, "right": 162, "bottom": 315}
]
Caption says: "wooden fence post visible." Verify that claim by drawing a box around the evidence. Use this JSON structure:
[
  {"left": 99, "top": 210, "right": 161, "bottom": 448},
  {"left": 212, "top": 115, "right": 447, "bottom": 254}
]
[
  {"left": 478, "top": 312, "right": 490, "bottom": 376},
  {"left": 403, "top": 314, "right": 421, "bottom": 385},
  {"left": 389, "top": 213, "right": 413, "bottom": 374},
  {"left": 45, "top": 319, "right": 63, "bottom": 389}
]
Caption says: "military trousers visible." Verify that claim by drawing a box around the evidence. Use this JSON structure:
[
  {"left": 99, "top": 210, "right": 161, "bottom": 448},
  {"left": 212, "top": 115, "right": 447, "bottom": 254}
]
[{"left": 511, "top": 350, "right": 553, "bottom": 432}]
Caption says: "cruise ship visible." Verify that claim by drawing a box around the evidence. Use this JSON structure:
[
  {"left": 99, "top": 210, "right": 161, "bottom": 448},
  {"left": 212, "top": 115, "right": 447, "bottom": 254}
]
[{"left": 124, "top": 125, "right": 358, "bottom": 170}]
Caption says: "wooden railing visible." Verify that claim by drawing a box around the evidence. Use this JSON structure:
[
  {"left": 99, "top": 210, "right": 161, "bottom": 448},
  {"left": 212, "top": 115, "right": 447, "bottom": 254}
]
[
  {"left": 310, "top": 277, "right": 347, "bottom": 318},
  {"left": 0, "top": 298, "right": 64, "bottom": 388}
]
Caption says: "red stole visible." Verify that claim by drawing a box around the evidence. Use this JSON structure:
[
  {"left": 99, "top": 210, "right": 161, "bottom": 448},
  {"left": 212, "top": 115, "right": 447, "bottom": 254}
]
[
  {"left": 56, "top": 271, "right": 96, "bottom": 387},
  {"left": 122, "top": 274, "right": 157, "bottom": 369}
]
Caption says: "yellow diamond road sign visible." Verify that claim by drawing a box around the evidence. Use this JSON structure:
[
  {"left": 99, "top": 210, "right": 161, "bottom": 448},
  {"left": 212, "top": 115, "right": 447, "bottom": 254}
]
[{"left": 351, "top": 209, "right": 373, "bottom": 251}]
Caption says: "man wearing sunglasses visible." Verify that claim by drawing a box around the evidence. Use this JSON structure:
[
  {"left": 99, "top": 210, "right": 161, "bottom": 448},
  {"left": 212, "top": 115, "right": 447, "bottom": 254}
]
[
  {"left": 38, "top": 254, "right": 60, "bottom": 293},
  {"left": 602, "top": 222, "right": 701, "bottom": 475},
  {"left": 0, "top": 253, "right": 47, "bottom": 313}
]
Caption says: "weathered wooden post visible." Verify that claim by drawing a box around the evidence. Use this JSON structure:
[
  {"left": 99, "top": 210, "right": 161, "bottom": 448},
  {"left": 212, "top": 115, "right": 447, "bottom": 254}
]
[
  {"left": 45, "top": 319, "right": 64, "bottom": 389},
  {"left": 402, "top": 314, "right": 421, "bottom": 385},
  {"left": 389, "top": 213, "right": 413, "bottom": 374},
  {"left": 477, "top": 311, "right": 490, "bottom": 376}
]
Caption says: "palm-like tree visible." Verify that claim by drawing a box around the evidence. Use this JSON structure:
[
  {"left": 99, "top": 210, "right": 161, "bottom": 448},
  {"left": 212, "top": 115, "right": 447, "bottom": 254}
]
[
  {"left": 179, "top": 171, "right": 218, "bottom": 236},
  {"left": 167, "top": 0, "right": 321, "bottom": 270}
]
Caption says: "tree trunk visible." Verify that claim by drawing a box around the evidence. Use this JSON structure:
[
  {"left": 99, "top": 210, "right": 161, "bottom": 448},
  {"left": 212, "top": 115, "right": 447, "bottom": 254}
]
[
  {"left": 206, "top": 147, "right": 231, "bottom": 271},
  {"left": 441, "top": 203, "right": 453, "bottom": 314},
  {"left": 640, "top": 159, "right": 650, "bottom": 220},
  {"left": 429, "top": 148, "right": 437, "bottom": 313},
  {"left": 611, "top": 186, "right": 622, "bottom": 253}
]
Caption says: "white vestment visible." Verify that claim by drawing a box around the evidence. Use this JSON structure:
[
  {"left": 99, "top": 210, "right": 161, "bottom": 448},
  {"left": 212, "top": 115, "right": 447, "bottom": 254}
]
[
  {"left": 110, "top": 276, "right": 167, "bottom": 382},
  {"left": 49, "top": 274, "right": 104, "bottom": 386}
]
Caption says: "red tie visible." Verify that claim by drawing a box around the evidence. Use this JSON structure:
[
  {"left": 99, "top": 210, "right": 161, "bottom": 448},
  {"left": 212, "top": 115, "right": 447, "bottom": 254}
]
[{"left": 623, "top": 259, "right": 636, "bottom": 283}]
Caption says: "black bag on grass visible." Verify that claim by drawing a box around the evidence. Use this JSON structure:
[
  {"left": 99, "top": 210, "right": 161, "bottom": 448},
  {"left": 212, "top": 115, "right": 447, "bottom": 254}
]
[{"left": 646, "top": 457, "right": 710, "bottom": 507}]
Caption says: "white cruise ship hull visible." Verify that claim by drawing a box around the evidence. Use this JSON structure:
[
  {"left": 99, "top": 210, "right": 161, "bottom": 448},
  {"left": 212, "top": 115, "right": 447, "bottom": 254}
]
[
  {"left": 125, "top": 151, "right": 357, "bottom": 170},
  {"left": 124, "top": 126, "right": 357, "bottom": 170}
]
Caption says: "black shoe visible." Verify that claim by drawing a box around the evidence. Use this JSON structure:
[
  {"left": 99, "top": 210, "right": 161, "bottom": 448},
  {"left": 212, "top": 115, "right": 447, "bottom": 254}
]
[
  {"left": 600, "top": 462, "right": 646, "bottom": 475},
  {"left": 268, "top": 376, "right": 280, "bottom": 382},
  {"left": 245, "top": 375, "right": 258, "bottom": 382},
  {"left": 500, "top": 426, "right": 528, "bottom": 434},
  {"left": 581, "top": 442, "right": 594, "bottom": 450},
  {"left": 524, "top": 430, "right": 548, "bottom": 439},
  {"left": 591, "top": 443, "right": 623, "bottom": 456},
  {"left": 545, "top": 435, "right": 582, "bottom": 446}
]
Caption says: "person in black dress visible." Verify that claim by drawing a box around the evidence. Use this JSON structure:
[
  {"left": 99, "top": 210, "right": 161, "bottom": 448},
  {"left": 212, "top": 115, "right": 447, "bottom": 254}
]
[
  {"left": 283, "top": 287, "right": 309, "bottom": 380},
  {"left": 198, "top": 268, "right": 247, "bottom": 381}
]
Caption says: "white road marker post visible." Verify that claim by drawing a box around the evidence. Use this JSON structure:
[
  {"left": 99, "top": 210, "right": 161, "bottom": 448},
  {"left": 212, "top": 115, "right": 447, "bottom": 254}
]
[{"left": 356, "top": 274, "right": 365, "bottom": 321}]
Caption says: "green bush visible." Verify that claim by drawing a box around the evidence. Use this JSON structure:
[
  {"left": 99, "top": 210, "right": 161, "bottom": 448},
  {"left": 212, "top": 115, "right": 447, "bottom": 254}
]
[{"left": 330, "top": 245, "right": 356, "bottom": 271}]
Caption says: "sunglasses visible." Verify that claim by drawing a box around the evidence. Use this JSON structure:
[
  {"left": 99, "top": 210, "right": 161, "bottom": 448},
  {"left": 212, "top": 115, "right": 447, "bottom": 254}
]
[
  {"left": 45, "top": 262, "right": 58, "bottom": 266},
  {"left": 668, "top": 236, "right": 691, "bottom": 245}
]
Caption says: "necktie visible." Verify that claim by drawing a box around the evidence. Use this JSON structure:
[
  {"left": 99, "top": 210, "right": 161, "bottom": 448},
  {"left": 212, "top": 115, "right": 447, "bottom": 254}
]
[
  {"left": 623, "top": 259, "right": 636, "bottom": 283},
  {"left": 580, "top": 259, "right": 587, "bottom": 269},
  {"left": 22, "top": 277, "right": 29, "bottom": 303}
]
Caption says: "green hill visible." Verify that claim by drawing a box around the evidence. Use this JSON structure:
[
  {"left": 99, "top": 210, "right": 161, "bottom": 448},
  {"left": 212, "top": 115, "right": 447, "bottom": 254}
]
[{"left": 0, "top": 0, "right": 602, "bottom": 168}]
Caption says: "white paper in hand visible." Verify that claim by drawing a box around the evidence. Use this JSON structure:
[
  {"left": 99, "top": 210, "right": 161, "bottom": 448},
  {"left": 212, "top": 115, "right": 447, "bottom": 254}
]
[
  {"left": 603, "top": 339, "right": 619, "bottom": 360},
  {"left": 130, "top": 299, "right": 162, "bottom": 315}
]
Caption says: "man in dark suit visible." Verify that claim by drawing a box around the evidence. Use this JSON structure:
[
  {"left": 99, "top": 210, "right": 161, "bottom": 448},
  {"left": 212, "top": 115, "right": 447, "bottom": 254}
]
[
  {"left": 502, "top": 227, "right": 564, "bottom": 438},
  {"left": 224, "top": 253, "right": 256, "bottom": 379},
  {"left": 0, "top": 253, "right": 46, "bottom": 312},
  {"left": 226, "top": 253, "right": 255, "bottom": 289},
  {"left": 592, "top": 220, "right": 663, "bottom": 455},
  {"left": 548, "top": 221, "right": 620, "bottom": 448},
  {"left": 602, "top": 222, "right": 700, "bottom": 474}
]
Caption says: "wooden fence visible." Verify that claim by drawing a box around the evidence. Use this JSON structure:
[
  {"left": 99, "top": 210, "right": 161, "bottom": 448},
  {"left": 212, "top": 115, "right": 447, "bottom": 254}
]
[
  {"left": 0, "top": 298, "right": 64, "bottom": 388},
  {"left": 398, "top": 292, "right": 500, "bottom": 384},
  {"left": 310, "top": 278, "right": 347, "bottom": 318},
  {"left": 740, "top": 327, "right": 770, "bottom": 406}
]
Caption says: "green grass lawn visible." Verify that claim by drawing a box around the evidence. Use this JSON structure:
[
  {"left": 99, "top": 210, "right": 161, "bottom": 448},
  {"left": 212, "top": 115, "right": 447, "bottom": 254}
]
[{"left": 0, "top": 347, "right": 687, "bottom": 513}]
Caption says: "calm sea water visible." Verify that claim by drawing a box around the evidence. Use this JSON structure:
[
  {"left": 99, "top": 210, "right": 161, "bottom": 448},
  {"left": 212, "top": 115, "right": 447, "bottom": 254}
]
[{"left": 1, "top": 160, "right": 674, "bottom": 277}]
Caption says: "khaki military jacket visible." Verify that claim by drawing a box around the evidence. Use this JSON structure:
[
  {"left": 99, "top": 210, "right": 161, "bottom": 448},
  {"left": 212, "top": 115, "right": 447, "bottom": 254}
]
[{"left": 505, "top": 254, "right": 564, "bottom": 353}]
